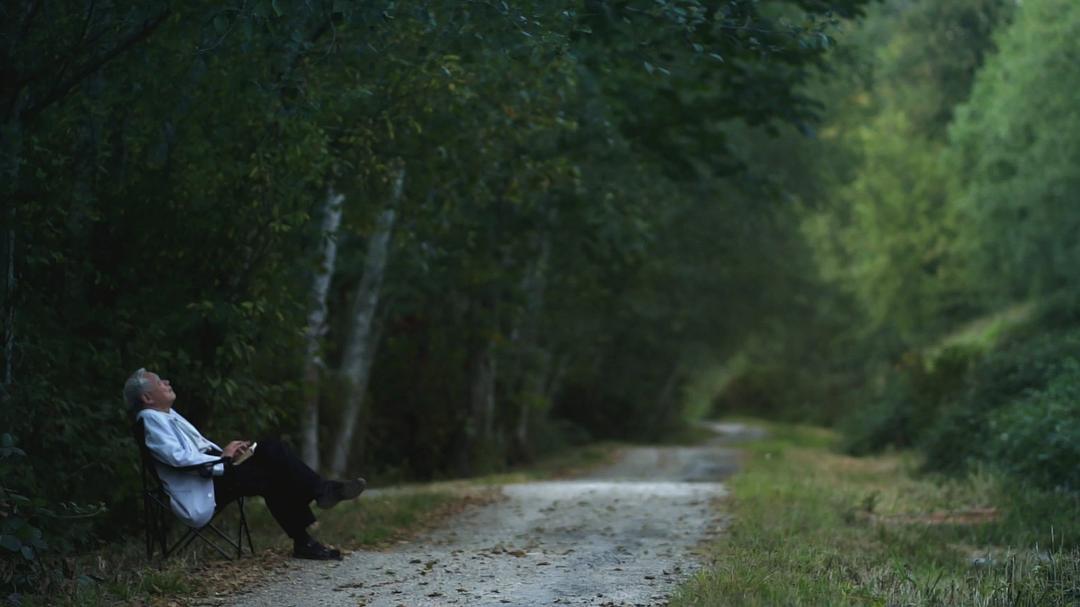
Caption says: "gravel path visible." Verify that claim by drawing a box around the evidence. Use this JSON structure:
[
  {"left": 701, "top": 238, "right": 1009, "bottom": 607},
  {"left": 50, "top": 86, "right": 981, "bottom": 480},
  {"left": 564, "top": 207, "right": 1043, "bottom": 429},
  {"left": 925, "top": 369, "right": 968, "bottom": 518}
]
[{"left": 228, "top": 423, "right": 755, "bottom": 607}]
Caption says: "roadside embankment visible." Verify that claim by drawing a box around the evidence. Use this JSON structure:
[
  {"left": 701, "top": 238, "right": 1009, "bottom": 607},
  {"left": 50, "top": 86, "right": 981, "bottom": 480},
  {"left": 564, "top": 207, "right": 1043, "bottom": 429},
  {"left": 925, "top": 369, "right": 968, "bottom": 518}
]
[{"left": 671, "top": 421, "right": 1080, "bottom": 607}]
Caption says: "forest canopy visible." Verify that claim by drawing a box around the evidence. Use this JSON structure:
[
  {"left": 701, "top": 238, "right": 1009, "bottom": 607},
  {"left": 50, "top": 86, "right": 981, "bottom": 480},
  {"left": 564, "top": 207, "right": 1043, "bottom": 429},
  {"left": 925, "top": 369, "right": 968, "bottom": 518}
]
[{"left": 4, "top": 0, "right": 1080, "bottom": 591}]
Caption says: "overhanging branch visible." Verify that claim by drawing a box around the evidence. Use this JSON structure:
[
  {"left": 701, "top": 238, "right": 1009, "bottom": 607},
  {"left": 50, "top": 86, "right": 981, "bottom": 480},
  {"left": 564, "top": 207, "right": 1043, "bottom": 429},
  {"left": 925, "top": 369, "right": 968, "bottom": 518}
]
[{"left": 21, "top": 9, "right": 171, "bottom": 123}]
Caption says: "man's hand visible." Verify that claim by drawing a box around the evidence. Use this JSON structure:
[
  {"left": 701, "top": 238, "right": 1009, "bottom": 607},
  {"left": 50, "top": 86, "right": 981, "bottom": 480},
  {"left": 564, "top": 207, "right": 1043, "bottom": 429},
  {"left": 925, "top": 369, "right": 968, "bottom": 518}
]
[{"left": 222, "top": 440, "right": 251, "bottom": 459}]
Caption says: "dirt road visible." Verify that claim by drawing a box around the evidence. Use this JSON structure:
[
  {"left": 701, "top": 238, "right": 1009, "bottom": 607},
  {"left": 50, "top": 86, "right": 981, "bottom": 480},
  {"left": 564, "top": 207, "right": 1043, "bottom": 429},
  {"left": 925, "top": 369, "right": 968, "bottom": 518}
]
[{"left": 229, "top": 423, "right": 754, "bottom": 607}]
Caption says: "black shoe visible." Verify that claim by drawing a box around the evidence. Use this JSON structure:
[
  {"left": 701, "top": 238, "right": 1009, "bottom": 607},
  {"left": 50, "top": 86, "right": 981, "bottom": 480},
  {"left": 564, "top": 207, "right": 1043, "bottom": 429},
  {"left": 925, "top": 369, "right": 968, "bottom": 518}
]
[
  {"left": 292, "top": 538, "right": 342, "bottom": 561},
  {"left": 316, "top": 477, "right": 367, "bottom": 509}
]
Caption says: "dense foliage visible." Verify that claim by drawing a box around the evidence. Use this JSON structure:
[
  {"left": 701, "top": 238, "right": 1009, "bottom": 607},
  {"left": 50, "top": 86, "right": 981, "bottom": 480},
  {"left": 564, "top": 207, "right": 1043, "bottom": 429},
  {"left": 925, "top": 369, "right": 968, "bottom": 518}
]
[
  {"left": 6, "top": 0, "right": 1080, "bottom": 594},
  {"left": 714, "top": 0, "right": 1080, "bottom": 501},
  {"left": 1, "top": 0, "right": 873, "bottom": 591}
]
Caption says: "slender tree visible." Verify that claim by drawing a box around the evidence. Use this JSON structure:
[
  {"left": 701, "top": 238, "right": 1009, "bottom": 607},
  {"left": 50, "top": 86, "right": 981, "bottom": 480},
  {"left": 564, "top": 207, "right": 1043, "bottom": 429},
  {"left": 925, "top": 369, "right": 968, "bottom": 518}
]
[
  {"left": 300, "top": 187, "right": 345, "bottom": 469},
  {"left": 329, "top": 160, "right": 406, "bottom": 478}
]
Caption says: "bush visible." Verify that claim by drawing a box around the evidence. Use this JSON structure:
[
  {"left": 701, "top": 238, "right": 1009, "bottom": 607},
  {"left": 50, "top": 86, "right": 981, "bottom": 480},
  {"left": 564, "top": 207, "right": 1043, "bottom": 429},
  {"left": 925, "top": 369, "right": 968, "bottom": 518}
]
[
  {"left": 711, "top": 363, "right": 845, "bottom": 422},
  {"left": 0, "top": 434, "right": 104, "bottom": 598},
  {"left": 984, "top": 359, "right": 1080, "bottom": 492},
  {"left": 840, "top": 346, "right": 977, "bottom": 455},
  {"left": 920, "top": 330, "right": 1080, "bottom": 473},
  {"left": 711, "top": 365, "right": 789, "bottom": 418},
  {"left": 839, "top": 369, "right": 917, "bottom": 455}
]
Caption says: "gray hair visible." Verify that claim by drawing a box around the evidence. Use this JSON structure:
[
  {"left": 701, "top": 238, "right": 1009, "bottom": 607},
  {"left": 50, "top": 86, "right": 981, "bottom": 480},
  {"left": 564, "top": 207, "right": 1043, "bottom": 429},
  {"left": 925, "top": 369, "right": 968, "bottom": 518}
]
[{"left": 123, "top": 368, "right": 151, "bottom": 412}]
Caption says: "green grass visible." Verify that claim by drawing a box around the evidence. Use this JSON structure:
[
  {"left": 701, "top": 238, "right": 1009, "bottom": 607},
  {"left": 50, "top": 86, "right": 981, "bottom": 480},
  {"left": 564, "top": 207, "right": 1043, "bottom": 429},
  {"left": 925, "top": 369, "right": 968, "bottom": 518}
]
[
  {"left": 20, "top": 486, "right": 466, "bottom": 606},
  {"left": 242, "top": 488, "right": 468, "bottom": 551},
  {"left": 671, "top": 420, "right": 1080, "bottom": 606},
  {"left": 470, "top": 441, "right": 620, "bottom": 485},
  {"left": 926, "top": 301, "right": 1035, "bottom": 363},
  {"left": 25, "top": 441, "right": 618, "bottom": 606}
]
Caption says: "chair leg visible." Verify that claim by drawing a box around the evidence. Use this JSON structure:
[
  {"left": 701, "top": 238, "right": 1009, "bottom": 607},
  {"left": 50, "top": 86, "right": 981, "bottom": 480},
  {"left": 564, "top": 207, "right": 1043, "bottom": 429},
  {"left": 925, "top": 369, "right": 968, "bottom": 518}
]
[
  {"left": 175, "top": 525, "right": 234, "bottom": 560},
  {"left": 236, "top": 497, "right": 244, "bottom": 558},
  {"left": 146, "top": 499, "right": 253, "bottom": 562},
  {"left": 142, "top": 496, "right": 151, "bottom": 560},
  {"left": 156, "top": 504, "right": 169, "bottom": 561},
  {"left": 237, "top": 497, "right": 254, "bottom": 556}
]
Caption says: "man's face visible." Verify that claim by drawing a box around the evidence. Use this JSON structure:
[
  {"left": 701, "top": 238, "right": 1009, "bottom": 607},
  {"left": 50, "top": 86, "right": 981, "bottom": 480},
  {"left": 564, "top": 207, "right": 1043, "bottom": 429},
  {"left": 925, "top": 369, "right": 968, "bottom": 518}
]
[{"left": 141, "top": 371, "right": 176, "bottom": 410}]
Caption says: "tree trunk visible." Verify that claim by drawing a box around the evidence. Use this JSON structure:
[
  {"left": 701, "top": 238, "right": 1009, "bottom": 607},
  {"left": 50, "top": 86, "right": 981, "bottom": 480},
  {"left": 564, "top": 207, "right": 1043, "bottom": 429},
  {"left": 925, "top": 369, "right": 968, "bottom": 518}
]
[
  {"left": 544, "top": 353, "right": 570, "bottom": 405},
  {"left": 300, "top": 186, "right": 345, "bottom": 470},
  {"left": 514, "top": 348, "right": 550, "bottom": 461},
  {"left": 1, "top": 118, "right": 22, "bottom": 400},
  {"left": 470, "top": 340, "right": 497, "bottom": 444},
  {"left": 460, "top": 288, "right": 500, "bottom": 477},
  {"left": 650, "top": 361, "right": 682, "bottom": 439},
  {"left": 2, "top": 224, "right": 14, "bottom": 396},
  {"left": 511, "top": 237, "right": 550, "bottom": 459},
  {"left": 328, "top": 160, "right": 405, "bottom": 478}
]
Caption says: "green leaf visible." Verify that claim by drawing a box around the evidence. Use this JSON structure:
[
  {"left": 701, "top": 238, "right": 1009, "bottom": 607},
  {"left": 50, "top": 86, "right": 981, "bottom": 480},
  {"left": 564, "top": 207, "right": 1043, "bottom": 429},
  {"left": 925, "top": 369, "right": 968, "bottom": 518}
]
[
  {"left": 0, "top": 446, "right": 26, "bottom": 458},
  {"left": 272, "top": 0, "right": 282, "bottom": 17},
  {"left": 1, "top": 535, "right": 22, "bottom": 552}
]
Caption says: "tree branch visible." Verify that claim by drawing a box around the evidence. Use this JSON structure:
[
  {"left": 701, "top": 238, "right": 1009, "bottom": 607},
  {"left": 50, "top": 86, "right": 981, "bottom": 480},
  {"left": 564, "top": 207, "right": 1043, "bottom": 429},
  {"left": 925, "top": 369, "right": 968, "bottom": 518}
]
[
  {"left": 14, "top": 0, "right": 44, "bottom": 52},
  {"left": 21, "top": 9, "right": 170, "bottom": 123}
]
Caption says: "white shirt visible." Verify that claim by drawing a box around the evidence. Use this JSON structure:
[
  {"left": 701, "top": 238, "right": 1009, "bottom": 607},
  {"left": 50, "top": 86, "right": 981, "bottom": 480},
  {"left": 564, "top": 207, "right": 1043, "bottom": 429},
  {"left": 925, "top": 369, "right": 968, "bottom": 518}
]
[{"left": 137, "top": 408, "right": 225, "bottom": 528}]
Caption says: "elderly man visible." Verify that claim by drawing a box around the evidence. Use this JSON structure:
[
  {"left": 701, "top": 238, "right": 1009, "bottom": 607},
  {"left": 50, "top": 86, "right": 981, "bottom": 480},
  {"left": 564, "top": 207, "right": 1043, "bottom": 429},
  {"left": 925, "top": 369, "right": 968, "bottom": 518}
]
[{"left": 125, "top": 368, "right": 364, "bottom": 560}]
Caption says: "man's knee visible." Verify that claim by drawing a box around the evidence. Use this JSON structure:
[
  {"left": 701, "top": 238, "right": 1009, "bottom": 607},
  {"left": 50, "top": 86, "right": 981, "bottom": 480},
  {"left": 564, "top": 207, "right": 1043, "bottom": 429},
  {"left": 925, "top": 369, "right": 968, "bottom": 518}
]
[{"left": 254, "top": 438, "right": 292, "bottom": 461}]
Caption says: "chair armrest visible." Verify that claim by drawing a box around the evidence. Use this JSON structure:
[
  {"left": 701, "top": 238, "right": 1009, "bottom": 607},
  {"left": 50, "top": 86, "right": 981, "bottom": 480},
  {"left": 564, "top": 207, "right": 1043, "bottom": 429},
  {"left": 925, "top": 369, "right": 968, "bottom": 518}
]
[{"left": 165, "top": 457, "right": 228, "bottom": 472}]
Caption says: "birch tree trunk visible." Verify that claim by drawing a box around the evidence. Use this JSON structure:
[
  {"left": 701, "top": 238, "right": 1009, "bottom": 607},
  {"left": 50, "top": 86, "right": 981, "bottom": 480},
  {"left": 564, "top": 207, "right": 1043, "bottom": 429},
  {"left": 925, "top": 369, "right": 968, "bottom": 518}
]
[
  {"left": 461, "top": 284, "right": 501, "bottom": 475},
  {"left": 470, "top": 340, "right": 497, "bottom": 444},
  {"left": 543, "top": 354, "right": 570, "bottom": 406},
  {"left": 300, "top": 187, "right": 345, "bottom": 469},
  {"left": 514, "top": 349, "right": 549, "bottom": 459},
  {"left": 650, "top": 361, "right": 682, "bottom": 438},
  {"left": 512, "top": 237, "right": 550, "bottom": 458},
  {"left": 328, "top": 161, "right": 405, "bottom": 478}
]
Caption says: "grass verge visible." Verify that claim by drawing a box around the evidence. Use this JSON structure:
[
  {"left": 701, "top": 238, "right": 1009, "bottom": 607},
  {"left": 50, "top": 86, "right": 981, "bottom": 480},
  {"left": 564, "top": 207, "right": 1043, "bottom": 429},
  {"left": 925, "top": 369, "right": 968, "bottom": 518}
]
[
  {"left": 23, "top": 488, "right": 471, "bottom": 607},
  {"left": 23, "top": 441, "right": 617, "bottom": 606},
  {"left": 671, "top": 421, "right": 1080, "bottom": 606},
  {"left": 471, "top": 441, "right": 620, "bottom": 485}
]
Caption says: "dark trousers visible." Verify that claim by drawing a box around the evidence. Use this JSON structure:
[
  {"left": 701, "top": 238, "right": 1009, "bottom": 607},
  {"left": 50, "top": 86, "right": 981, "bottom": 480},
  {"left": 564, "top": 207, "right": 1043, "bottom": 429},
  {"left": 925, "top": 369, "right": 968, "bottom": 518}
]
[{"left": 212, "top": 439, "right": 323, "bottom": 540}]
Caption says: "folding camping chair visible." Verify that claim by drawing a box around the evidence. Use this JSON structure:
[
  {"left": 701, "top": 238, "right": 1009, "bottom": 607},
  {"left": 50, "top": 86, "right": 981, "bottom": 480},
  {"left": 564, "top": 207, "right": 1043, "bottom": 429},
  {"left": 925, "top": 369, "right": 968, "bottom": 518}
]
[{"left": 132, "top": 419, "right": 254, "bottom": 562}]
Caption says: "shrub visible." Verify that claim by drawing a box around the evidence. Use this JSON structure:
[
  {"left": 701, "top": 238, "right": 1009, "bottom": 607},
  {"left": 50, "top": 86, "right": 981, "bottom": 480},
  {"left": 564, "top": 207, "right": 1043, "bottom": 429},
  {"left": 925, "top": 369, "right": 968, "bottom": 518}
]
[
  {"left": 984, "top": 359, "right": 1080, "bottom": 492},
  {"left": 839, "top": 370, "right": 917, "bottom": 455},
  {"left": 711, "top": 363, "right": 851, "bottom": 423},
  {"left": 840, "top": 346, "right": 977, "bottom": 455},
  {"left": 711, "top": 365, "right": 790, "bottom": 418},
  {"left": 0, "top": 434, "right": 104, "bottom": 598},
  {"left": 920, "top": 329, "right": 1080, "bottom": 473}
]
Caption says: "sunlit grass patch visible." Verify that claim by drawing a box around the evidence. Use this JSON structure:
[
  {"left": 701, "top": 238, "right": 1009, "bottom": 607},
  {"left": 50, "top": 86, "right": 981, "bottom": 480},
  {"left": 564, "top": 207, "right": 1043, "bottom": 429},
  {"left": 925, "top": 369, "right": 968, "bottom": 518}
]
[
  {"left": 236, "top": 488, "right": 469, "bottom": 551},
  {"left": 472, "top": 441, "right": 621, "bottom": 485},
  {"left": 672, "top": 420, "right": 1080, "bottom": 606},
  {"left": 308, "top": 489, "right": 473, "bottom": 549}
]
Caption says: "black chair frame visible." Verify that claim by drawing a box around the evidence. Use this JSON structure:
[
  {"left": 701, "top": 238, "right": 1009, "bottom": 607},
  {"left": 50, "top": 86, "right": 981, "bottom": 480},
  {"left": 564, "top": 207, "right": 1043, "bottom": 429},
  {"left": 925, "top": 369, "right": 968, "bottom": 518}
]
[{"left": 133, "top": 420, "right": 255, "bottom": 562}]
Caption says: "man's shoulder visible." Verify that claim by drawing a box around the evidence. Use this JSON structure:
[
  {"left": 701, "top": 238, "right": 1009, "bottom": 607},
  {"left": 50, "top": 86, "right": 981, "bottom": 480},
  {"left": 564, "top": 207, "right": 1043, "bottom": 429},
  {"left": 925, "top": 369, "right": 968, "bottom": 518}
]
[{"left": 136, "top": 408, "right": 172, "bottom": 426}]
